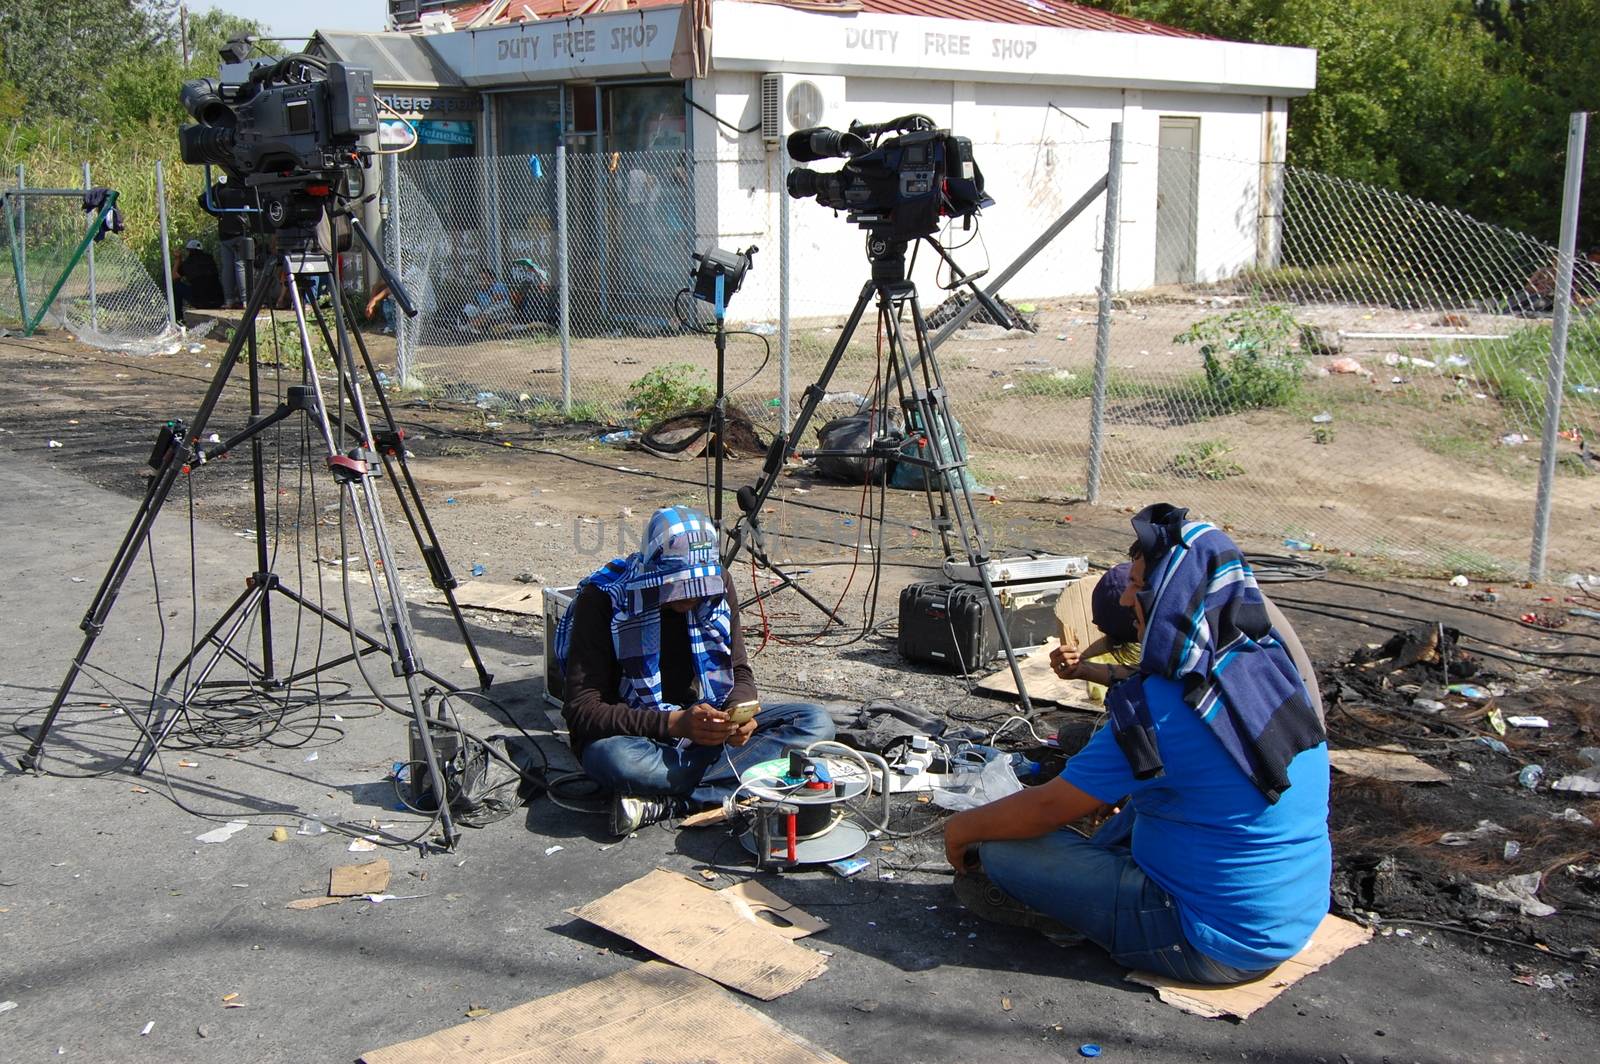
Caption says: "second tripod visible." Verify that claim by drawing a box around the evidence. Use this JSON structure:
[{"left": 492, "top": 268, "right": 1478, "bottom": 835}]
[{"left": 722, "top": 236, "right": 1034, "bottom": 713}]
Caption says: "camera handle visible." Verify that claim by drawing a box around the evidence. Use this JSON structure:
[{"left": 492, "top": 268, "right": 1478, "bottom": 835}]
[{"left": 349, "top": 216, "right": 418, "bottom": 319}]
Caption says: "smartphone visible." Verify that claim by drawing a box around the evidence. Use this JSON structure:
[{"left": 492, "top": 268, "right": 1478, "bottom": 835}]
[{"left": 725, "top": 699, "right": 760, "bottom": 724}]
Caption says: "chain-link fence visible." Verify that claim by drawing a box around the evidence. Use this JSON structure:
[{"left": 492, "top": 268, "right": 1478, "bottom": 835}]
[
  {"left": 0, "top": 184, "right": 181, "bottom": 354},
  {"left": 390, "top": 139, "right": 1598, "bottom": 577}
]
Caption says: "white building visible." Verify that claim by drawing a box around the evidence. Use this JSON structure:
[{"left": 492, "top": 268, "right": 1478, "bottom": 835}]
[{"left": 334, "top": 1, "right": 1315, "bottom": 318}]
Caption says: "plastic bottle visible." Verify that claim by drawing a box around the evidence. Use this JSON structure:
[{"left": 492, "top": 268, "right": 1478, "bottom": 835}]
[{"left": 1517, "top": 764, "right": 1544, "bottom": 790}]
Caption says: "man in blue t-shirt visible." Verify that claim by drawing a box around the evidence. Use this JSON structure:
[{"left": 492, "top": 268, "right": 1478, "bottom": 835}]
[{"left": 943, "top": 505, "right": 1331, "bottom": 984}]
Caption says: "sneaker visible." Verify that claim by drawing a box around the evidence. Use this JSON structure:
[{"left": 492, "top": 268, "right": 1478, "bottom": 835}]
[
  {"left": 609, "top": 793, "right": 674, "bottom": 837},
  {"left": 952, "top": 871, "right": 1086, "bottom": 945}
]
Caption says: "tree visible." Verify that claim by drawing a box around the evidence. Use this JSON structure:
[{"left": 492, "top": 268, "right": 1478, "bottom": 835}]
[
  {"left": 0, "top": 1, "right": 164, "bottom": 125},
  {"left": 1090, "top": 1, "right": 1596, "bottom": 241}
]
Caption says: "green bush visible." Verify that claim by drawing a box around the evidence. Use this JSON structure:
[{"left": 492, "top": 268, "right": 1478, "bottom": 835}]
[
  {"left": 1170, "top": 439, "right": 1245, "bottom": 480},
  {"left": 626, "top": 363, "right": 713, "bottom": 429},
  {"left": 1453, "top": 322, "right": 1600, "bottom": 427},
  {"left": 1174, "top": 305, "right": 1305, "bottom": 412}
]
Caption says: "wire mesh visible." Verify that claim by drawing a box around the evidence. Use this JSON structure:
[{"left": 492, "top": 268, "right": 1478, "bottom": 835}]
[
  {"left": 0, "top": 189, "right": 181, "bottom": 354},
  {"left": 390, "top": 139, "right": 1598, "bottom": 577}
]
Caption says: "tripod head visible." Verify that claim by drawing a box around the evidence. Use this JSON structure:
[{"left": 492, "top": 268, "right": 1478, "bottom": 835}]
[{"left": 867, "top": 236, "right": 911, "bottom": 287}]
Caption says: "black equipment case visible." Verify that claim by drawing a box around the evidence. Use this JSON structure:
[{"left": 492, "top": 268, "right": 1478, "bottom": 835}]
[{"left": 897, "top": 579, "right": 1065, "bottom": 674}]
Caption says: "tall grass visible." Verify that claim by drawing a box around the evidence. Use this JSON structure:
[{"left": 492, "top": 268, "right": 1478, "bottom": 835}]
[
  {"left": 1454, "top": 321, "right": 1600, "bottom": 428},
  {"left": 9, "top": 117, "right": 208, "bottom": 278}
]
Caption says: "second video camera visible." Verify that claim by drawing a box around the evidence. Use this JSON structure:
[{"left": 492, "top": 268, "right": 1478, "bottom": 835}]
[{"left": 786, "top": 114, "right": 991, "bottom": 243}]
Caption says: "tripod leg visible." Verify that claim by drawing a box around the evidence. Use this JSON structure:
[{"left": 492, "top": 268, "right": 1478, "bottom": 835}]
[
  {"left": 242, "top": 253, "right": 277, "bottom": 684},
  {"left": 310, "top": 301, "right": 491, "bottom": 690},
  {"left": 21, "top": 264, "right": 283, "bottom": 771},
  {"left": 136, "top": 581, "right": 272, "bottom": 774},
  {"left": 904, "top": 292, "right": 1034, "bottom": 714},
  {"left": 289, "top": 260, "right": 459, "bottom": 848},
  {"left": 722, "top": 279, "right": 877, "bottom": 568}
]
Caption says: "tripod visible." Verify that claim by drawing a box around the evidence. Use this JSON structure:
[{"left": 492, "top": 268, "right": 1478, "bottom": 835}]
[
  {"left": 721, "top": 235, "right": 1034, "bottom": 713},
  {"left": 20, "top": 222, "right": 479, "bottom": 847}
]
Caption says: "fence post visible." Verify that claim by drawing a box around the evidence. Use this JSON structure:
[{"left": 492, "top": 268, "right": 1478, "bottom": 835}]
[
  {"left": 154, "top": 160, "right": 177, "bottom": 328},
  {"left": 14, "top": 165, "right": 26, "bottom": 322},
  {"left": 1530, "top": 111, "right": 1587, "bottom": 582},
  {"left": 557, "top": 143, "right": 572, "bottom": 415},
  {"left": 383, "top": 152, "right": 411, "bottom": 385},
  {"left": 1085, "top": 122, "right": 1124, "bottom": 504},
  {"left": 82, "top": 162, "right": 98, "bottom": 331},
  {"left": 778, "top": 149, "right": 792, "bottom": 434}
]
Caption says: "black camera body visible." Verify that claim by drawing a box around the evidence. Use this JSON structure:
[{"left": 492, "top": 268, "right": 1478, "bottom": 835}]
[
  {"left": 180, "top": 40, "right": 378, "bottom": 251},
  {"left": 786, "top": 115, "right": 991, "bottom": 243},
  {"left": 179, "top": 41, "right": 377, "bottom": 183}
]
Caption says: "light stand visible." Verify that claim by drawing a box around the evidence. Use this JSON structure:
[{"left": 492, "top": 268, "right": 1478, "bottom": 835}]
[{"left": 690, "top": 245, "right": 756, "bottom": 531}]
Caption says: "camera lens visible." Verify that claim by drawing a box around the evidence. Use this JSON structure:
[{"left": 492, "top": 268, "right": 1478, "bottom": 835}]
[
  {"left": 179, "top": 124, "right": 237, "bottom": 167},
  {"left": 786, "top": 168, "right": 821, "bottom": 199},
  {"left": 810, "top": 129, "right": 866, "bottom": 159},
  {"left": 179, "top": 78, "right": 233, "bottom": 126}
]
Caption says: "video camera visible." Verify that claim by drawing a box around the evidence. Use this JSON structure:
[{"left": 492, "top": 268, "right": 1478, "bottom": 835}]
[
  {"left": 179, "top": 37, "right": 378, "bottom": 237},
  {"left": 786, "top": 114, "right": 991, "bottom": 243}
]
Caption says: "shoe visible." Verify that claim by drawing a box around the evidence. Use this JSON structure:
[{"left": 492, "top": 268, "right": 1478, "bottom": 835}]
[
  {"left": 952, "top": 871, "right": 1086, "bottom": 944},
  {"left": 609, "top": 793, "right": 674, "bottom": 837}
]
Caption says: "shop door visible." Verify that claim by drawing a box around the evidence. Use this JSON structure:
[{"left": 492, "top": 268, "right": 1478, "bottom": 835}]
[
  {"left": 603, "top": 83, "right": 690, "bottom": 333},
  {"left": 562, "top": 84, "right": 609, "bottom": 334},
  {"left": 1155, "top": 117, "right": 1200, "bottom": 285}
]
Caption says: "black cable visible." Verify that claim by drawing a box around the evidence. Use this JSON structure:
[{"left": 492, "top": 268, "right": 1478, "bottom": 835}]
[
  {"left": 1318, "top": 573, "right": 1600, "bottom": 644},
  {"left": 683, "top": 93, "right": 761, "bottom": 135}
]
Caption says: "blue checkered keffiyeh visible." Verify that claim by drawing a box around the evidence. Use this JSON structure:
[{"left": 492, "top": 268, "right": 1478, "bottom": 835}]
[
  {"left": 553, "top": 506, "right": 734, "bottom": 713},
  {"left": 1107, "top": 504, "right": 1324, "bottom": 803}
]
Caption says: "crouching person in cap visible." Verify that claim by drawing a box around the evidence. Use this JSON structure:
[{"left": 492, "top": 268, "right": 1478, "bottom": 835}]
[{"left": 555, "top": 506, "right": 834, "bottom": 836}]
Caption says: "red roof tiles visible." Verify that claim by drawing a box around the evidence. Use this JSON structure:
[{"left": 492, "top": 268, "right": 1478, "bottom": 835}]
[{"left": 436, "top": 0, "right": 1202, "bottom": 38}]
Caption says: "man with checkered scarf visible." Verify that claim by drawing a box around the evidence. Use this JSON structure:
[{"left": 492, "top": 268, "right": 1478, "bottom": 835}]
[{"left": 556, "top": 506, "right": 834, "bottom": 836}]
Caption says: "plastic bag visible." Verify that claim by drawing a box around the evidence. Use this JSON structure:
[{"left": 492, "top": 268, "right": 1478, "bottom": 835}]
[{"left": 931, "top": 753, "right": 1022, "bottom": 811}]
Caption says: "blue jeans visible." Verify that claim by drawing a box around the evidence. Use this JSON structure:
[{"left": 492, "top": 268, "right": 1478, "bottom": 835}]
[
  {"left": 979, "top": 807, "right": 1270, "bottom": 984},
  {"left": 218, "top": 236, "right": 250, "bottom": 306},
  {"left": 581, "top": 702, "right": 834, "bottom": 805}
]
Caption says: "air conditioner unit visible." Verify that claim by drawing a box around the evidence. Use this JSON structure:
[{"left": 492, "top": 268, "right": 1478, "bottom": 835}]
[{"left": 758, "top": 73, "right": 843, "bottom": 150}]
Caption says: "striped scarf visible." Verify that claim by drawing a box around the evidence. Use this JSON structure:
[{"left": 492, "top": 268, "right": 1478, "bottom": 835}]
[
  {"left": 1108, "top": 504, "right": 1324, "bottom": 802},
  {"left": 553, "top": 506, "right": 735, "bottom": 713}
]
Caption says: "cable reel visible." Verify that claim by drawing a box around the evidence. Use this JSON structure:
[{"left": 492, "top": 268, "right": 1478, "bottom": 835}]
[{"left": 736, "top": 741, "right": 890, "bottom": 869}]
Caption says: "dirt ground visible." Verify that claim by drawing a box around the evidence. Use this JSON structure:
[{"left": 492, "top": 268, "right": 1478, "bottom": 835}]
[
  {"left": 374, "top": 290, "right": 1600, "bottom": 578},
  {"left": 1, "top": 323, "right": 1599, "bottom": 1062}
]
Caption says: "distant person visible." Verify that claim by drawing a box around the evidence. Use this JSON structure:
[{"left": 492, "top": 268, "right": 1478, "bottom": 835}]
[
  {"left": 459, "top": 266, "right": 513, "bottom": 334},
  {"left": 1051, "top": 562, "right": 1142, "bottom": 704},
  {"left": 554, "top": 506, "right": 834, "bottom": 836},
  {"left": 173, "top": 239, "right": 224, "bottom": 321},
  {"left": 1512, "top": 246, "right": 1600, "bottom": 315},
  {"left": 365, "top": 280, "right": 396, "bottom": 336},
  {"left": 199, "top": 178, "right": 252, "bottom": 308}
]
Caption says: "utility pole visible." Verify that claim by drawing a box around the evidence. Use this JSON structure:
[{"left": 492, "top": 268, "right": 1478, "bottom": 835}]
[{"left": 180, "top": 3, "right": 190, "bottom": 66}]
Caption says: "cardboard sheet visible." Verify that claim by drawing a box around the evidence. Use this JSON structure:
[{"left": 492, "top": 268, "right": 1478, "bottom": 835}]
[
  {"left": 431, "top": 581, "right": 543, "bottom": 616},
  {"left": 1127, "top": 914, "right": 1372, "bottom": 1019},
  {"left": 359, "top": 961, "right": 848, "bottom": 1064},
  {"left": 974, "top": 637, "right": 1102, "bottom": 711},
  {"left": 566, "top": 869, "right": 829, "bottom": 1000},
  {"left": 330, "top": 858, "right": 392, "bottom": 897},
  {"left": 1053, "top": 575, "right": 1098, "bottom": 652},
  {"left": 720, "top": 879, "right": 830, "bottom": 940},
  {"left": 1329, "top": 746, "right": 1452, "bottom": 784}
]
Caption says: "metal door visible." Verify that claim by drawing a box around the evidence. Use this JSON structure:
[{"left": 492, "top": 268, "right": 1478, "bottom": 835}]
[{"left": 1155, "top": 117, "right": 1200, "bottom": 285}]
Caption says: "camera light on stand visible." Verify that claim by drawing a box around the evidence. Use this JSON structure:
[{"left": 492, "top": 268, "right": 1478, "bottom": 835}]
[{"left": 691, "top": 245, "right": 757, "bottom": 311}]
